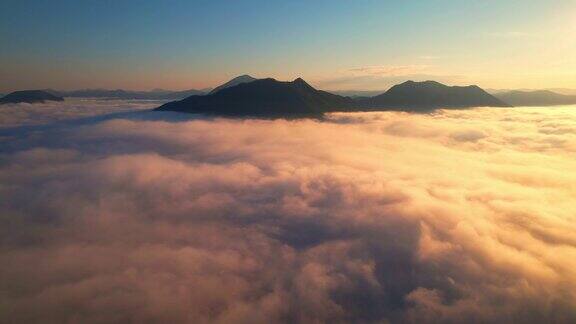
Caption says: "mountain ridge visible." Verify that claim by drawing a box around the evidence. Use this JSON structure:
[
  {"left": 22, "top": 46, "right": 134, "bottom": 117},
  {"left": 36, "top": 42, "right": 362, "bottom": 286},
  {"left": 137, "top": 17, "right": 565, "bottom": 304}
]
[
  {"left": 49, "top": 88, "right": 206, "bottom": 100},
  {"left": 157, "top": 77, "right": 353, "bottom": 116},
  {"left": 209, "top": 75, "right": 258, "bottom": 94},
  {"left": 156, "top": 78, "right": 508, "bottom": 116},
  {"left": 494, "top": 90, "right": 576, "bottom": 106},
  {"left": 356, "top": 80, "right": 510, "bottom": 110},
  {"left": 0, "top": 90, "right": 64, "bottom": 105}
]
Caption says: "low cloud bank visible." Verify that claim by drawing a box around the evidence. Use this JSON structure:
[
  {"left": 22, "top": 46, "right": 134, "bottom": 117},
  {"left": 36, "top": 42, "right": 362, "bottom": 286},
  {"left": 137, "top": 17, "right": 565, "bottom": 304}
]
[
  {"left": 0, "top": 98, "right": 159, "bottom": 128},
  {"left": 1, "top": 105, "right": 576, "bottom": 323}
]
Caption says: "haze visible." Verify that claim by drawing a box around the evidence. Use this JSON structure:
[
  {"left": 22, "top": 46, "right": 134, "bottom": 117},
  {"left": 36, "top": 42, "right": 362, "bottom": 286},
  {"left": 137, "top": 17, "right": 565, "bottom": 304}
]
[{"left": 2, "top": 102, "right": 576, "bottom": 322}]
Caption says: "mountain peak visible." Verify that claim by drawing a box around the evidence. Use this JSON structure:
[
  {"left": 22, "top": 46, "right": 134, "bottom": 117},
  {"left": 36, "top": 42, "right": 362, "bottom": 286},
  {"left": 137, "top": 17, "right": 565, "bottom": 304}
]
[
  {"left": 368, "top": 80, "right": 509, "bottom": 110},
  {"left": 398, "top": 80, "right": 443, "bottom": 87},
  {"left": 210, "top": 75, "right": 259, "bottom": 94},
  {"left": 157, "top": 77, "right": 352, "bottom": 116},
  {"left": 292, "top": 77, "right": 314, "bottom": 89}
]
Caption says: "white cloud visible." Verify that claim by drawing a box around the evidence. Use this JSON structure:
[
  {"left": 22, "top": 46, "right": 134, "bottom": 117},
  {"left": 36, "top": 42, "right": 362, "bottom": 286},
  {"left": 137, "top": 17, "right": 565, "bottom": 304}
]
[
  {"left": 1, "top": 103, "right": 576, "bottom": 323},
  {"left": 347, "top": 65, "right": 432, "bottom": 77},
  {"left": 0, "top": 98, "right": 160, "bottom": 128}
]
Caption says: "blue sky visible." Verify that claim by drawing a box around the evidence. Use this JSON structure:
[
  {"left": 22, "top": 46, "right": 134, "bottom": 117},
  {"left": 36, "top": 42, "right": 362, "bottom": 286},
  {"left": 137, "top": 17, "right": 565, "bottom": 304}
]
[{"left": 1, "top": 0, "right": 574, "bottom": 91}]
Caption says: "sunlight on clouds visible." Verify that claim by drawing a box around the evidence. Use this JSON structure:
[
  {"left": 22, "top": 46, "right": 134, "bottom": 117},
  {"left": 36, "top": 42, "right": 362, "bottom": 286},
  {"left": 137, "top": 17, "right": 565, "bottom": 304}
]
[
  {"left": 347, "top": 65, "right": 431, "bottom": 77},
  {"left": 0, "top": 99, "right": 160, "bottom": 128},
  {"left": 1, "top": 104, "right": 576, "bottom": 323}
]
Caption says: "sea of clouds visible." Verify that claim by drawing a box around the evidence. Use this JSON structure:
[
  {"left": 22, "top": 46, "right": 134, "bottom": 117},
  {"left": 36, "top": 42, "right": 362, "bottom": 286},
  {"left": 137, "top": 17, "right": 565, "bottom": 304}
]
[{"left": 1, "top": 100, "right": 576, "bottom": 323}]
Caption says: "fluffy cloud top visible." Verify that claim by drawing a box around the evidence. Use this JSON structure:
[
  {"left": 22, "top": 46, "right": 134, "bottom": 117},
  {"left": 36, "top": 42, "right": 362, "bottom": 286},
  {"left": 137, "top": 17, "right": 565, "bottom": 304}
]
[
  {"left": 1, "top": 102, "right": 576, "bottom": 323},
  {"left": 0, "top": 98, "right": 159, "bottom": 128}
]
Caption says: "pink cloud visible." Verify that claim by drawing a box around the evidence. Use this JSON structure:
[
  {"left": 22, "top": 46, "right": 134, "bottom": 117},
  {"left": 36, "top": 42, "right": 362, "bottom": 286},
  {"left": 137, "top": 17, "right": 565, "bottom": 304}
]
[{"left": 1, "top": 105, "right": 576, "bottom": 323}]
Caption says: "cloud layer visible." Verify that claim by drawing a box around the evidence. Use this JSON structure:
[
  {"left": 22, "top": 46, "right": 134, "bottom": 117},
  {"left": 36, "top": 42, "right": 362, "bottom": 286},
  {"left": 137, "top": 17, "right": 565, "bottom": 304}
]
[
  {"left": 0, "top": 98, "right": 160, "bottom": 128},
  {"left": 1, "top": 103, "right": 576, "bottom": 323}
]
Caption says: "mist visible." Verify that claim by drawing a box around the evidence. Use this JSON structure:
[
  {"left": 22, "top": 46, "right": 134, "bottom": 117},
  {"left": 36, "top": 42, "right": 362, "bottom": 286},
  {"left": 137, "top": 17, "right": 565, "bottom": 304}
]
[{"left": 1, "top": 102, "right": 576, "bottom": 323}]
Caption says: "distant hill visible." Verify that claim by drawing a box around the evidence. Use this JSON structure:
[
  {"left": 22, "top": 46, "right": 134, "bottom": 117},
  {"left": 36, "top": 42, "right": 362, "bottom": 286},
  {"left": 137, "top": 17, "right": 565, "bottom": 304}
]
[
  {"left": 209, "top": 75, "right": 258, "bottom": 94},
  {"left": 495, "top": 90, "right": 576, "bottom": 106},
  {"left": 157, "top": 78, "right": 353, "bottom": 117},
  {"left": 547, "top": 88, "right": 576, "bottom": 96},
  {"left": 356, "top": 81, "right": 510, "bottom": 111},
  {"left": 0, "top": 90, "right": 64, "bottom": 105},
  {"left": 51, "top": 88, "right": 205, "bottom": 100},
  {"left": 330, "top": 90, "right": 387, "bottom": 98}
]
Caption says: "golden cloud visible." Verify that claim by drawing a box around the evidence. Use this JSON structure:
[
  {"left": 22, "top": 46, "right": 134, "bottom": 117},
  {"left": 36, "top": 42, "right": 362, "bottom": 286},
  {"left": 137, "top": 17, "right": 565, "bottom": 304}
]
[{"left": 1, "top": 105, "right": 576, "bottom": 323}]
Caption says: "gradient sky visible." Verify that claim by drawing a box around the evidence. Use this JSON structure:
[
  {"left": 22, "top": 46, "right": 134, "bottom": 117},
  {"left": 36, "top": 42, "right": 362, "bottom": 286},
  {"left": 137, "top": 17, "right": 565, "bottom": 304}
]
[{"left": 1, "top": 0, "right": 575, "bottom": 92}]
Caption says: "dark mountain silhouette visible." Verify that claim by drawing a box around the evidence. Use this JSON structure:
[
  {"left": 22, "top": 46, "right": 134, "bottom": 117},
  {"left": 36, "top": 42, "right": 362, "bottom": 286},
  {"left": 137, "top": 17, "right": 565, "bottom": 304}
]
[
  {"left": 356, "top": 80, "right": 510, "bottom": 111},
  {"left": 489, "top": 88, "right": 576, "bottom": 96},
  {"left": 50, "top": 88, "right": 205, "bottom": 100},
  {"left": 0, "top": 90, "right": 64, "bottom": 105},
  {"left": 157, "top": 78, "right": 353, "bottom": 116},
  {"left": 157, "top": 78, "right": 511, "bottom": 117},
  {"left": 330, "top": 89, "right": 387, "bottom": 98},
  {"left": 495, "top": 90, "right": 576, "bottom": 106},
  {"left": 210, "top": 75, "right": 258, "bottom": 94}
]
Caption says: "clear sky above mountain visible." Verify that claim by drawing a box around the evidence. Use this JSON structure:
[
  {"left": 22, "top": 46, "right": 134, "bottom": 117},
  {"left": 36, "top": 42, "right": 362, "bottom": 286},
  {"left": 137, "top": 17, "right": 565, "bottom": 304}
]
[{"left": 1, "top": 0, "right": 575, "bottom": 92}]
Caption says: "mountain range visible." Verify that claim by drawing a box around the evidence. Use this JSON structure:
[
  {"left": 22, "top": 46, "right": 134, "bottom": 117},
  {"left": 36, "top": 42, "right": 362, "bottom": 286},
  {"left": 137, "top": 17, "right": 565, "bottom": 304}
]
[
  {"left": 0, "top": 90, "right": 64, "bottom": 104},
  {"left": 494, "top": 90, "right": 576, "bottom": 106},
  {"left": 5, "top": 75, "right": 575, "bottom": 113},
  {"left": 48, "top": 88, "right": 208, "bottom": 100},
  {"left": 157, "top": 77, "right": 510, "bottom": 116}
]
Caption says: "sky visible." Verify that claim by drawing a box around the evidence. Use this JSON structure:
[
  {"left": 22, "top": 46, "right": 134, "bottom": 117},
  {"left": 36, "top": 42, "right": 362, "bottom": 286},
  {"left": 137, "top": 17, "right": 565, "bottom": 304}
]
[{"left": 1, "top": 0, "right": 575, "bottom": 92}]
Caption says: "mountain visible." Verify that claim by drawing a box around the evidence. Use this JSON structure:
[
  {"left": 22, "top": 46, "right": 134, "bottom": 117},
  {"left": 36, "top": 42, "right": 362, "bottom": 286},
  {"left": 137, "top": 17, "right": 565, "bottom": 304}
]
[
  {"left": 330, "top": 90, "right": 387, "bottom": 98},
  {"left": 490, "top": 88, "right": 576, "bottom": 96},
  {"left": 157, "top": 79, "right": 512, "bottom": 117},
  {"left": 209, "top": 75, "right": 258, "bottom": 94},
  {"left": 495, "top": 90, "right": 576, "bottom": 106},
  {"left": 156, "top": 77, "right": 353, "bottom": 117},
  {"left": 547, "top": 88, "right": 576, "bottom": 96},
  {"left": 357, "top": 81, "right": 510, "bottom": 111},
  {"left": 0, "top": 90, "right": 64, "bottom": 105},
  {"left": 51, "top": 88, "right": 205, "bottom": 100}
]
